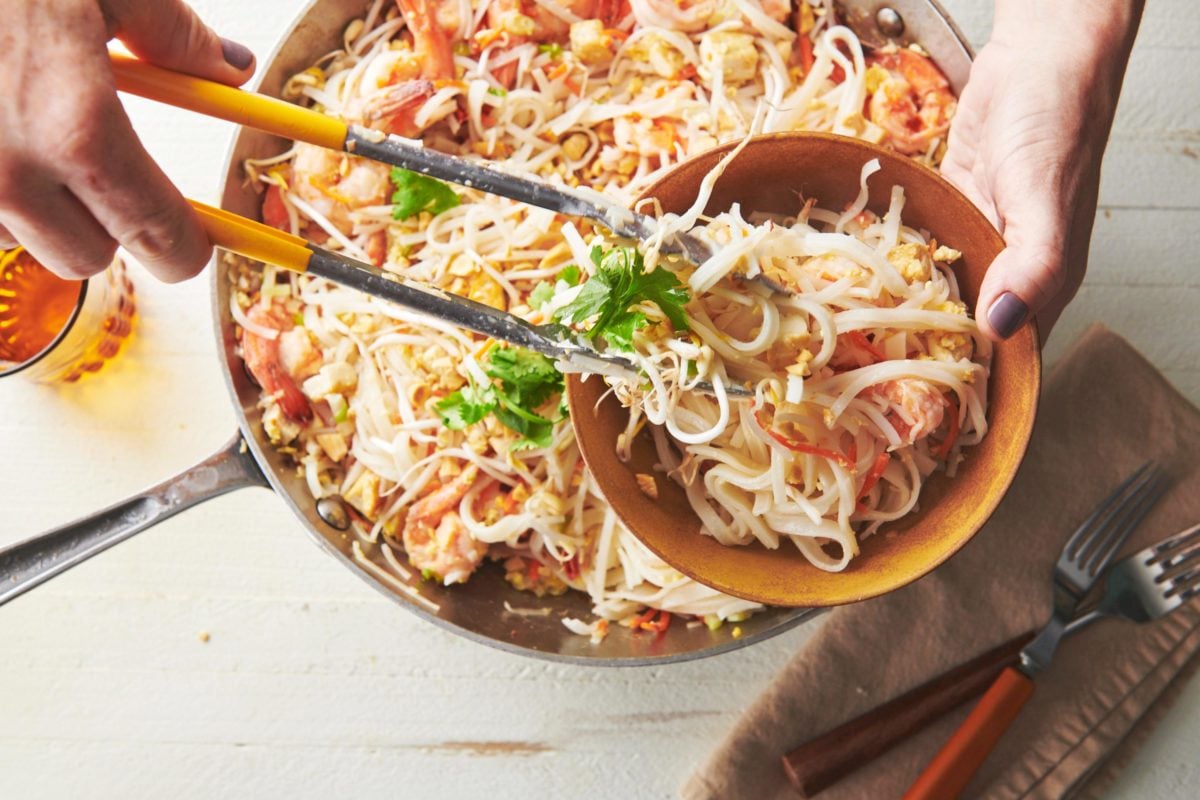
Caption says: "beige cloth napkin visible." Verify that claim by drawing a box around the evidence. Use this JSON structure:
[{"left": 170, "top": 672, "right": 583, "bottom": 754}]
[{"left": 683, "top": 324, "right": 1200, "bottom": 800}]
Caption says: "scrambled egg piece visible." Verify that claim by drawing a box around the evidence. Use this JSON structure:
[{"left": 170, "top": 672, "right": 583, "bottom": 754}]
[
  {"left": 627, "top": 32, "right": 685, "bottom": 79},
  {"left": 261, "top": 402, "right": 301, "bottom": 446},
  {"left": 302, "top": 362, "right": 357, "bottom": 400},
  {"left": 927, "top": 300, "right": 972, "bottom": 361},
  {"left": 699, "top": 31, "right": 759, "bottom": 85},
  {"left": 315, "top": 432, "right": 349, "bottom": 462},
  {"left": 785, "top": 350, "right": 815, "bottom": 377},
  {"left": 570, "top": 20, "right": 614, "bottom": 65},
  {"left": 932, "top": 245, "right": 963, "bottom": 264},
  {"left": 344, "top": 470, "right": 382, "bottom": 517},
  {"left": 887, "top": 242, "right": 934, "bottom": 283}
]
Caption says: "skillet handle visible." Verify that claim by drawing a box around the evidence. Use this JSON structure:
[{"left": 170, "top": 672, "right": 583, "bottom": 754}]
[{"left": 0, "top": 436, "right": 268, "bottom": 607}]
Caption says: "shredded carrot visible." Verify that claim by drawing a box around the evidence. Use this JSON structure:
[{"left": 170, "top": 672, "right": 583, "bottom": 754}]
[
  {"left": 630, "top": 608, "right": 657, "bottom": 629},
  {"left": 854, "top": 452, "right": 890, "bottom": 514},
  {"left": 547, "top": 62, "right": 570, "bottom": 81},
  {"left": 859, "top": 452, "right": 891, "bottom": 499},
  {"left": 603, "top": 28, "right": 629, "bottom": 41},
  {"left": 643, "top": 610, "right": 672, "bottom": 634},
  {"left": 307, "top": 175, "right": 353, "bottom": 206},
  {"left": 563, "top": 73, "right": 583, "bottom": 96},
  {"left": 798, "top": 35, "right": 815, "bottom": 74},
  {"left": 847, "top": 330, "right": 885, "bottom": 362},
  {"left": 754, "top": 409, "right": 855, "bottom": 469},
  {"left": 528, "top": 560, "right": 541, "bottom": 582},
  {"left": 564, "top": 554, "right": 580, "bottom": 580},
  {"left": 935, "top": 395, "right": 961, "bottom": 460}
]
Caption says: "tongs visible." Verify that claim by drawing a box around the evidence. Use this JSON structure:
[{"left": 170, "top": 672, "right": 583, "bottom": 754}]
[
  {"left": 109, "top": 53, "right": 715, "bottom": 265},
  {"left": 195, "top": 200, "right": 691, "bottom": 386},
  {"left": 108, "top": 54, "right": 744, "bottom": 395}
]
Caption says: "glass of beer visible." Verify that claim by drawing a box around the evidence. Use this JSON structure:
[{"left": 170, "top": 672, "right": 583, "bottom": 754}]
[{"left": 0, "top": 248, "right": 136, "bottom": 383}]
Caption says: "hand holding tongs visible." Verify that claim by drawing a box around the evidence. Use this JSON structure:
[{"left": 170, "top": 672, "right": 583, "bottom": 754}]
[
  {"left": 111, "top": 53, "right": 746, "bottom": 395},
  {"left": 108, "top": 53, "right": 715, "bottom": 265}
]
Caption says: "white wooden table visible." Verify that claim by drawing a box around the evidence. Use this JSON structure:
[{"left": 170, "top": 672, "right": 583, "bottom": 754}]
[{"left": 2, "top": 1, "right": 1198, "bottom": 796}]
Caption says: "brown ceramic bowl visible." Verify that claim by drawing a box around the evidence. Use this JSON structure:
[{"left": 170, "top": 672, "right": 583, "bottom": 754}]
[{"left": 567, "top": 132, "right": 1041, "bottom": 608}]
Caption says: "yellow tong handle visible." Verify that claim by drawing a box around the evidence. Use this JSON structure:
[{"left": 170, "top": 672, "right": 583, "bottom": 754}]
[
  {"left": 109, "top": 51, "right": 349, "bottom": 152},
  {"left": 189, "top": 201, "right": 313, "bottom": 274}
]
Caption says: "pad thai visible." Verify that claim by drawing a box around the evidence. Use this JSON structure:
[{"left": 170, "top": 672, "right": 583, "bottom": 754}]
[{"left": 230, "top": 0, "right": 961, "bottom": 639}]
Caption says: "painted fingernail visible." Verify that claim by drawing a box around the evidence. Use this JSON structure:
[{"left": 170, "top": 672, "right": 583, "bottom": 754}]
[
  {"left": 987, "top": 292, "right": 1029, "bottom": 339},
  {"left": 220, "top": 38, "right": 255, "bottom": 71}
]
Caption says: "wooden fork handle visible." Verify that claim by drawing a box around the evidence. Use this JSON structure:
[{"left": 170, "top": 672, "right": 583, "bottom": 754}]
[
  {"left": 902, "top": 666, "right": 1035, "bottom": 799},
  {"left": 781, "top": 630, "right": 1034, "bottom": 798}
]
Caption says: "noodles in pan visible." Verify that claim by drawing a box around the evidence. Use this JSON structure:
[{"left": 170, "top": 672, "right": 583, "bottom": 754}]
[{"left": 231, "top": 0, "right": 961, "bottom": 639}]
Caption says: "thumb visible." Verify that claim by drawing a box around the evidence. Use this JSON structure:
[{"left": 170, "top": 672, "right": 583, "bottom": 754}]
[
  {"left": 104, "top": 0, "right": 255, "bottom": 86},
  {"left": 974, "top": 211, "right": 1067, "bottom": 342}
]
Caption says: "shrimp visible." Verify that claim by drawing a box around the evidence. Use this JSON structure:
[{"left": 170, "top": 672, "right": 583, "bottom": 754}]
[
  {"left": 395, "top": 0, "right": 456, "bottom": 79},
  {"left": 291, "top": 143, "right": 392, "bottom": 235},
  {"left": 241, "top": 304, "right": 314, "bottom": 425},
  {"left": 870, "top": 378, "right": 946, "bottom": 444},
  {"left": 628, "top": 0, "right": 715, "bottom": 33},
  {"left": 358, "top": 79, "right": 440, "bottom": 138},
  {"left": 401, "top": 466, "right": 489, "bottom": 583},
  {"left": 865, "top": 49, "right": 956, "bottom": 156}
]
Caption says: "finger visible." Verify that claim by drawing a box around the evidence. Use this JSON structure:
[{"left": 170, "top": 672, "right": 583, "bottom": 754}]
[
  {"left": 0, "top": 178, "right": 117, "bottom": 280},
  {"left": 60, "top": 92, "right": 211, "bottom": 283},
  {"left": 940, "top": 160, "right": 1001, "bottom": 233},
  {"left": 974, "top": 215, "right": 1066, "bottom": 342},
  {"left": 105, "top": 0, "right": 255, "bottom": 85}
]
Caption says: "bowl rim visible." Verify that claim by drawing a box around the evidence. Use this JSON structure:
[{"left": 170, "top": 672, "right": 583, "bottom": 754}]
[{"left": 568, "top": 131, "right": 1042, "bottom": 607}]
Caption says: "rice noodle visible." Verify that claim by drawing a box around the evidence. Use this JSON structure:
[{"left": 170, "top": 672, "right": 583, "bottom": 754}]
[{"left": 232, "top": 0, "right": 960, "bottom": 636}]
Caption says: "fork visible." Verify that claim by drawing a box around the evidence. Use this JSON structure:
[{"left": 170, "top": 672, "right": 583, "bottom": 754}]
[
  {"left": 1064, "top": 522, "right": 1200, "bottom": 633},
  {"left": 902, "top": 463, "right": 1167, "bottom": 799},
  {"left": 784, "top": 464, "right": 1168, "bottom": 797}
]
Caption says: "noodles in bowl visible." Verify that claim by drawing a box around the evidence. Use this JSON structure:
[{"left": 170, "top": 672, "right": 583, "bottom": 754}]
[
  {"left": 557, "top": 152, "right": 989, "bottom": 573},
  {"left": 568, "top": 133, "right": 1039, "bottom": 607}
]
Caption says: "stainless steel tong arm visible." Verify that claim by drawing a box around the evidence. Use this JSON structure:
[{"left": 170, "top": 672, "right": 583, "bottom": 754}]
[{"left": 345, "top": 126, "right": 715, "bottom": 264}]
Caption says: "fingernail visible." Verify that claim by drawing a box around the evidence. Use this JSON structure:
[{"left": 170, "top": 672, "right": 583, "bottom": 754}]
[
  {"left": 220, "top": 38, "right": 255, "bottom": 71},
  {"left": 987, "top": 292, "right": 1029, "bottom": 339}
]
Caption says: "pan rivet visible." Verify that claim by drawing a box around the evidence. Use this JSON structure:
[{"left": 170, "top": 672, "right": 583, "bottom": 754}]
[
  {"left": 876, "top": 7, "right": 905, "bottom": 38},
  {"left": 316, "top": 496, "right": 351, "bottom": 531}
]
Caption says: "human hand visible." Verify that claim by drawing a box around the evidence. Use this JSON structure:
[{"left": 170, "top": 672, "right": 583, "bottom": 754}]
[
  {"left": 0, "top": 0, "right": 256, "bottom": 282},
  {"left": 940, "top": 0, "right": 1143, "bottom": 342}
]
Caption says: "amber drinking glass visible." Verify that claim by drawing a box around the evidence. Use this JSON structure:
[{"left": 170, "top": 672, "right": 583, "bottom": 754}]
[{"left": 0, "top": 248, "right": 136, "bottom": 383}]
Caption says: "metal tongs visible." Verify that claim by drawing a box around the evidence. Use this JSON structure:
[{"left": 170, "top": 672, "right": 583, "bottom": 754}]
[
  {"left": 110, "top": 54, "right": 745, "bottom": 396},
  {"left": 195, "top": 202, "right": 737, "bottom": 391}
]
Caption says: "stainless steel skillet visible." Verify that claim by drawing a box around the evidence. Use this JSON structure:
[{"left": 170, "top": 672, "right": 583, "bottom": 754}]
[{"left": 1, "top": 0, "right": 971, "bottom": 664}]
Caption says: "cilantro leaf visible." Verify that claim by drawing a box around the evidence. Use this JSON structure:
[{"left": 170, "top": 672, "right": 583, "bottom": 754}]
[
  {"left": 436, "top": 381, "right": 497, "bottom": 429},
  {"left": 555, "top": 245, "right": 690, "bottom": 351},
  {"left": 435, "top": 347, "right": 565, "bottom": 449},
  {"left": 559, "top": 264, "right": 582, "bottom": 286},
  {"left": 529, "top": 281, "right": 555, "bottom": 309},
  {"left": 391, "top": 167, "right": 461, "bottom": 220}
]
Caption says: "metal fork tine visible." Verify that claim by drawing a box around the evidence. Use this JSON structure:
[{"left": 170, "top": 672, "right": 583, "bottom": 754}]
[
  {"left": 1081, "top": 469, "right": 1166, "bottom": 576},
  {"left": 1167, "top": 565, "right": 1200, "bottom": 598},
  {"left": 1161, "top": 540, "right": 1200, "bottom": 569},
  {"left": 1151, "top": 523, "right": 1200, "bottom": 560},
  {"left": 1064, "top": 462, "right": 1153, "bottom": 558}
]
